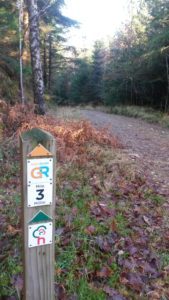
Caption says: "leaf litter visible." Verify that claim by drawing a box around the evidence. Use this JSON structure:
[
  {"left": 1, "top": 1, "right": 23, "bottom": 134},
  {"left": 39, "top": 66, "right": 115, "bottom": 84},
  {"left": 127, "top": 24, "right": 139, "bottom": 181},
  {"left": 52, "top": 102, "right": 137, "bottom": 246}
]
[{"left": 0, "top": 104, "right": 169, "bottom": 299}]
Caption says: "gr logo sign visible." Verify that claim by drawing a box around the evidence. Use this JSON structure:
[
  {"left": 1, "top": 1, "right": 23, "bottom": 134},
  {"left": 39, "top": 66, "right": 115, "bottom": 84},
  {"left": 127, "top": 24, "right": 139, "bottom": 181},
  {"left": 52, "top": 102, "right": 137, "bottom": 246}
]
[
  {"left": 31, "top": 166, "right": 49, "bottom": 179},
  {"left": 27, "top": 158, "right": 53, "bottom": 184}
]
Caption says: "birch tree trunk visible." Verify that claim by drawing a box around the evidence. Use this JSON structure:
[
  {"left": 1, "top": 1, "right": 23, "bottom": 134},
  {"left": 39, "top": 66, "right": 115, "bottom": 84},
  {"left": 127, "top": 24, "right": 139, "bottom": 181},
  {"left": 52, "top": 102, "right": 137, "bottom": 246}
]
[
  {"left": 18, "top": 0, "right": 25, "bottom": 104},
  {"left": 48, "top": 35, "right": 52, "bottom": 90},
  {"left": 43, "top": 37, "right": 47, "bottom": 88},
  {"left": 26, "top": 0, "right": 45, "bottom": 114}
]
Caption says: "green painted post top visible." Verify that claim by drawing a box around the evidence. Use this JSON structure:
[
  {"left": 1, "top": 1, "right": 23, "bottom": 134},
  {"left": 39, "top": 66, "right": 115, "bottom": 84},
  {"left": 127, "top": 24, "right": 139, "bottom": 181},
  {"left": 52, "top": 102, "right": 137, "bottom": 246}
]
[
  {"left": 20, "top": 127, "right": 55, "bottom": 159},
  {"left": 20, "top": 127, "right": 54, "bottom": 147},
  {"left": 29, "top": 211, "right": 52, "bottom": 224}
]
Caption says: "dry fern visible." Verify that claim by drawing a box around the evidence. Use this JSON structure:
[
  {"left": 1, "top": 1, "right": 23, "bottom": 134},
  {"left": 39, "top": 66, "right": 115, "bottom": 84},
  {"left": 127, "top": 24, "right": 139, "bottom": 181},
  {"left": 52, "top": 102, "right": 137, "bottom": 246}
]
[{"left": 3, "top": 104, "right": 122, "bottom": 163}]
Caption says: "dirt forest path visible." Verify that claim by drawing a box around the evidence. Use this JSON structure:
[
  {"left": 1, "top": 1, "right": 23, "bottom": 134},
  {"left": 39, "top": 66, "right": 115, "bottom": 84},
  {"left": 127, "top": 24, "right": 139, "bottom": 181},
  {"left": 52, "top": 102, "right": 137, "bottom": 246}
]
[{"left": 81, "top": 110, "right": 169, "bottom": 197}]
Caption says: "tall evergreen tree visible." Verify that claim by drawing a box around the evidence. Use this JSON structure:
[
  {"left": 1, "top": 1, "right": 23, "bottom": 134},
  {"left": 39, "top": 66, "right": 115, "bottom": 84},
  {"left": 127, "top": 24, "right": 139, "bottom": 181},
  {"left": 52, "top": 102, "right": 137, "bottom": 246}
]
[
  {"left": 90, "top": 41, "right": 105, "bottom": 103},
  {"left": 70, "top": 57, "right": 92, "bottom": 104}
]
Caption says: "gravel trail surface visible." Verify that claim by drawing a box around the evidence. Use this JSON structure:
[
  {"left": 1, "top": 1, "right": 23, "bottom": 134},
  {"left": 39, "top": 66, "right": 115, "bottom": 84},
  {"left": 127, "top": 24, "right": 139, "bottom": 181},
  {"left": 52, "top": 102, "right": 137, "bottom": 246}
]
[{"left": 82, "top": 110, "right": 169, "bottom": 196}]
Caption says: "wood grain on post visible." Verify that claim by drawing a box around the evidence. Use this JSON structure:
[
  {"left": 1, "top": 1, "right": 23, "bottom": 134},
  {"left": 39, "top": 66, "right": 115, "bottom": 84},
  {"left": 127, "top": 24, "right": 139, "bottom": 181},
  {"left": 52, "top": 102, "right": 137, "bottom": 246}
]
[{"left": 20, "top": 128, "right": 56, "bottom": 300}]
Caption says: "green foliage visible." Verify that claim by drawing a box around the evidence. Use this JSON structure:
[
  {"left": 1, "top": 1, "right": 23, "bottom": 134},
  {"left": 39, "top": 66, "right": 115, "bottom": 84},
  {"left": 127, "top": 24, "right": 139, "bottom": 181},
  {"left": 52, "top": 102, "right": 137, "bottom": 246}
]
[
  {"left": 1, "top": 0, "right": 169, "bottom": 111},
  {"left": 2, "top": 0, "right": 169, "bottom": 111},
  {"left": 144, "top": 190, "right": 165, "bottom": 205},
  {"left": 55, "top": 42, "right": 106, "bottom": 105},
  {"left": 38, "top": 0, "right": 78, "bottom": 95},
  {"left": 0, "top": 1, "right": 20, "bottom": 101},
  {"left": 160, "top": 251, "right": 169, "bottom": 268},
  {"left": 75, "top": 279, "right": 106, "bottom": 300},
  {"left": 69, "top": 58, "right": 92, "bottom": 104},
  {"left": 108, "top": 262, "right": 120, "bottom": 288},
  {"left": 53, "top": 0, "right": 169, "bottom": 112},
  {"left": 106, "top": 105, "right": 163, "bottom": 122},
  {"left": 0, "top": 255, "right": 22, "bottom": 297},
  {"left": 102, "top": 0, "right": 169, "bottom": 110},
  {"left": 115, "top": 213, "right": 131, "bottom": 237},
  {"left": 90, "top": 41, "right": 105, "bottom": 103},
  {"left": 0, "top": 0, "right": 77, "bottom": 103},
  {"left": 0, "top": 69, "right": 19, "bottom": 102}
]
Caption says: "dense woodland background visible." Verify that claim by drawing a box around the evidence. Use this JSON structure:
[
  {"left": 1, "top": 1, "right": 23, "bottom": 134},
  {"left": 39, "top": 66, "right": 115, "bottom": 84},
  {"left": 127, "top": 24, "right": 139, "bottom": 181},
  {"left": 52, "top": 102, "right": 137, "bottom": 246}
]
[{"left": 1, "top": 0, "right": 169, "bottom": 112}]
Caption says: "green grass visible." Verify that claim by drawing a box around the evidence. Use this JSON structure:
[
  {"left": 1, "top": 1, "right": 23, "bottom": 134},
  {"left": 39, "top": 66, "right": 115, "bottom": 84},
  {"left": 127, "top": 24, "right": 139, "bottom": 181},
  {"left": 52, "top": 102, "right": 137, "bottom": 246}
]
[
  {"left": 56, "top": 243, "right": 77, "bottom": 270},
  {"left": 160, "top": 251, "right": 169, "bottom": 268},
  {"left": 108, "top": 105, "right": 163, "bottom": 123},
  {"left": 115, "top": 212, "right": 131, "bottom": 236},
  {"left": 149, "top": 194, "right": 165, "bottom": 205},
  {"left": 0, "top": 160, "right": 22, "bottom": 298},
  {"left": 56, "top": 166, "right": 116, "bottom": 297},
  {"left": 84, "top": 104, "right": 169, "bottom": 127},
  {"left": 112, "top": 105, "right": 169, "bottom": 127},
  {"left": 108, "top": 262, "right": 120, "bottom": 288},
  {"left": 0, "top": 255, "right": 22, "bottom": 297},
  {"left": 75, "top": 279, "right": 106, "bottom": 300},
  {"left": 144, "top": 190, "right": 165, "bottom": 205},
  {"left": 55, "top": 159, "right": 134, "bottom": 297}
]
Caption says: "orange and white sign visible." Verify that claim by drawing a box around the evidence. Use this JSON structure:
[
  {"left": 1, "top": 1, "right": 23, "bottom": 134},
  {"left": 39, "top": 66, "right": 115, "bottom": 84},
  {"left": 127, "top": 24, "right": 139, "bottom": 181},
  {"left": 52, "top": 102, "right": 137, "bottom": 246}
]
[
  {"left": 27, "top": 158, "right": 53, "bottom": 207},
  {"left": 28, "top": 144, "right": 52, "bottom": 157}
]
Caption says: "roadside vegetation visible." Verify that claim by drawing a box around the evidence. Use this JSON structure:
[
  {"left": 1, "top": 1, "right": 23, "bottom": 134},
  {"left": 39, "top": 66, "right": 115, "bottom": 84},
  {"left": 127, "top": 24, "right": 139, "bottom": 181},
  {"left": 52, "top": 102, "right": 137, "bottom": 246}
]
[
  {"left": 83, "top": 105, "right": 169, "bottom": 127},
  {"left": 0, "top": 104, "right": 169, "bottom": 299}
]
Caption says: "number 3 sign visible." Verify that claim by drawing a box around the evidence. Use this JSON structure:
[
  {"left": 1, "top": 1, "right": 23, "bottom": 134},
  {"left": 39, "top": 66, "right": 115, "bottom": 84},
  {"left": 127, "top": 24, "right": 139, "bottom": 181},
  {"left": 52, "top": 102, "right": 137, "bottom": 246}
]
[{"left": 27, "top": 158, "right": 53, "bottom": 207}]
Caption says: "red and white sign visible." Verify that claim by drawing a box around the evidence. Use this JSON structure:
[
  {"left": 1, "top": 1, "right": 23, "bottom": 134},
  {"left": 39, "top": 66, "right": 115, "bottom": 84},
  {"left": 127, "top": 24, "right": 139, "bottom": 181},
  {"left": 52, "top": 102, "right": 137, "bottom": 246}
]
[{"left": 28, "top": 222, "right": 53, "bottom": 248}]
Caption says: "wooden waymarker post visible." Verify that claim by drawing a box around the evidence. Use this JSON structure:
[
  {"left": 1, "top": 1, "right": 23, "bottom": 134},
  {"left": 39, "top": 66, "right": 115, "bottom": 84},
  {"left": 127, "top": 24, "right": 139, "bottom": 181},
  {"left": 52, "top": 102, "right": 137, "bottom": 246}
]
[{"left": 20, "top": 128, "right": 56, "bottom": 300}]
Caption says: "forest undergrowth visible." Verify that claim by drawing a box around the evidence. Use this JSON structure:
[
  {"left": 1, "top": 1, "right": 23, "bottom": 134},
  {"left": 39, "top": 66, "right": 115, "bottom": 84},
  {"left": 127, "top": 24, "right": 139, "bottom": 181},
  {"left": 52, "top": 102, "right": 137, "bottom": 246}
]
[
  {"left": 84, "top": 105, "right": 169, "bottom": 127},
  {"left": 0, "top": 104, "right": 169, "bottom": 299}
]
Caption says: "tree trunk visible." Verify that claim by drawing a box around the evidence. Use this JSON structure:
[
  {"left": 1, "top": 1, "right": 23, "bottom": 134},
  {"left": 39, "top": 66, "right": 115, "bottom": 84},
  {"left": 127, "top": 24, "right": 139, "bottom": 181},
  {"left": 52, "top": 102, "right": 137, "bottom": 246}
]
[
  {"left": 43, "top": 37, "right": 47, "bottom": 89},
  {"left": 26, "top": 0, "right": 45, "bottom": 115},
  {"left": 22, "top": 10, "right": 30, "bottom": 63},
  {"left": 130, "top": 77, "right": 133, "bottom": 105},
  {"left": 165, "top": 55, "right": 169, "bottom": 112},
  {"left": 18, "top": 0, "right": 25, "bottom": 104},
  {"left": 48, "top": 35, "right": 52, "bottom": 91}
]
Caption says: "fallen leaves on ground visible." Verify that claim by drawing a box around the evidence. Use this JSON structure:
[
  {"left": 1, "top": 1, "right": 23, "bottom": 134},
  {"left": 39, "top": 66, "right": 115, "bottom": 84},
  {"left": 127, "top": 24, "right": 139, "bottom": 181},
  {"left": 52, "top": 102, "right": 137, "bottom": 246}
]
[{"left": 0, "top": 105, "right": 169, "bottom": 299}]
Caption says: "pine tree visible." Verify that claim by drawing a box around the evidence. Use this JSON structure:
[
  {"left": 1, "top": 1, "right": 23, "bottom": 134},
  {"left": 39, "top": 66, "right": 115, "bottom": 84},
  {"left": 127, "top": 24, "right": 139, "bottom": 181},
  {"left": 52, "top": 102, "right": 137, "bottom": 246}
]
[{"left": 90, "top": 41, "right": 105, "bottom": 103}]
